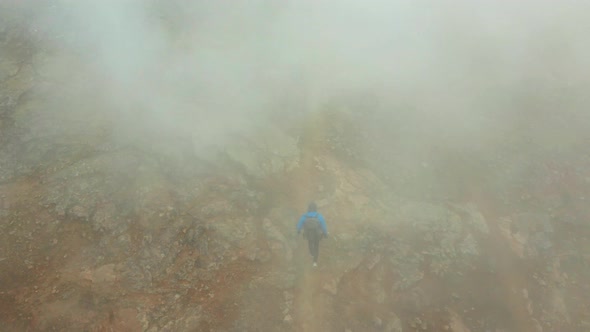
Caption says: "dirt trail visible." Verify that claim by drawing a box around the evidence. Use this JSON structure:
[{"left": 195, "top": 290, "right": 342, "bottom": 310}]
[
  {"left": 290, "top": 111, "right": 329, "bottom": 207},
  {"left": 471, "top": 191, "right": 538, "bottom": 332},
  {"left": 285, "top": 111, "right": 335, "bottom": 332}
]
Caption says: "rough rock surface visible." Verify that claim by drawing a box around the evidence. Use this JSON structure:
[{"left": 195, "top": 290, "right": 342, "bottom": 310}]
[{"left": 2, "top": 3, "right": 590, "bottom": 332}]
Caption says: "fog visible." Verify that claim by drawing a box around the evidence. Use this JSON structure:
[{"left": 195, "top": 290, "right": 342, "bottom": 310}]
[
  {"left": 14, "top": 0, "right": 590, "bottom": 156},
  {"left": 2, "top": 0, "right": 590, "bottom": 330}
]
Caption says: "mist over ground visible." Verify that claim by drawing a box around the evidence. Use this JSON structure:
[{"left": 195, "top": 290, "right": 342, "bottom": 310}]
[
  {"left": 1, "top": 0, "right": 590, "bottom": 331},
  {"left": 7, "top": 0, "right": 590, "bottom": 152}
]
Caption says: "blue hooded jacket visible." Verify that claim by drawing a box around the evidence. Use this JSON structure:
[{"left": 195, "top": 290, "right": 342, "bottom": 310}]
[{"left": 296, "top": 211, "right": 327, "bottom": 235}]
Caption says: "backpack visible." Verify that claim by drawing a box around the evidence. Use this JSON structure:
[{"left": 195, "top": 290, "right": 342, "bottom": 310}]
[{"left": 303, "top": 216, "right": 322, "bottom": 237}]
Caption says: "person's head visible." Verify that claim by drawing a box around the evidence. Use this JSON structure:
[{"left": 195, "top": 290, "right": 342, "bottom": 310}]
[{"left": 307, "top": 202, "right": 317, "bottom": 212}]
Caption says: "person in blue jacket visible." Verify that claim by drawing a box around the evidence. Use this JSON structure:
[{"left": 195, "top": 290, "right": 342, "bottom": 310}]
[{"left": 297, "top": 202, "right": 328, "bottom": 267}]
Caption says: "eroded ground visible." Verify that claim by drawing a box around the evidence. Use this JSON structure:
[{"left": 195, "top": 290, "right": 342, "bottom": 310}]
[{"left": 2, "top": 2, "right": 590, "bottom": 332}]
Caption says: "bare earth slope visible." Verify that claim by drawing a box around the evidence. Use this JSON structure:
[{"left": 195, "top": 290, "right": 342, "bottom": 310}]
[{"left": 2, "top": 4, "right": 590, "bottom": 332}]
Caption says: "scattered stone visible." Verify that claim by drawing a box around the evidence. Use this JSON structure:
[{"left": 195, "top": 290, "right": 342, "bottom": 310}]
[
  {"left": 81, "top": 263, "right": 118, "bottom": 283},
  {"left": 372, "top": 315, "right": 382, "bottom": 327},
  {"left": 384, "top": 313, "right": 403, "bottom": 332},
  {"left": 224, "top": 125, "right": 299, "bottom": 178},
  {"left": 283, "top": 291, "right": 294, "bottom": 301},
  {"left": 366, "top": 253, "right": 381, "bottom": 270},
  {"left": 323, "top": 279, "right": 338, "bottom": 295}
]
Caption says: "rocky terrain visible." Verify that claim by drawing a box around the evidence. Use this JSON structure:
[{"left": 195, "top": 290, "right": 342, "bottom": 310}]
[{"left": 2, "top": 1, "right": 590, "bottom": 332}]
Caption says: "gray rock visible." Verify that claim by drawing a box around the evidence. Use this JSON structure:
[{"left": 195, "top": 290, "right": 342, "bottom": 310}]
[
  {"left": 528, "top": 232, "right": 553, "bottom": 256},
  {"left": 393, "top": 201, "right": 488, "bottom": 278},
  {"left": 224, "top": 125, "right": 299, "bottom": 178},
  {"left": 157, "top": 307, "right": 202, "bottom": 332},
  {"left": 384, "top": 312, "right": 403, "bottom": 332},
  {"left": 372, "top": 315, "right": 382, "bottom": 327},
  {"left": 262, "top": 218, "right": 291, "bottom": 260},
  {"left": 458, "top": 234, "right": 479, "bottom": 256},
  {"left": 448, "top": 202, "right": 489, "bottom": 234},
  {"left": 0, "top": 58, "right": 21, "bottom": 82},
  {"left": 322, "top": 278, "right": 339, "bottom": 296},
  {"left": 392, "top": 254, "right": 424, "bottom": 291},
  {"left": 258, "top": 271, "right": 297, "bottom": 290},
  {"left": 366, "top": 253, "right": 381, "bottom": 270}
]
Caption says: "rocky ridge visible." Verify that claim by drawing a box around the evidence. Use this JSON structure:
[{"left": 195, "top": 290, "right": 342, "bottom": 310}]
[{"left": 2, "top": 5, "right": 590, "bottom": 332}]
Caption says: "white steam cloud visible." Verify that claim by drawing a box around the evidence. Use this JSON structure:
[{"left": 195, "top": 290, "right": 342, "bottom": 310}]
[{"left": 11, "top": 0, "right": 590, "bottom": 156}]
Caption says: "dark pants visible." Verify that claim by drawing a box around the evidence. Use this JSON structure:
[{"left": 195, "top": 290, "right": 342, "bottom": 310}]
[{"left": 307, "top": 233, "right": 321, "bottom": 263}]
